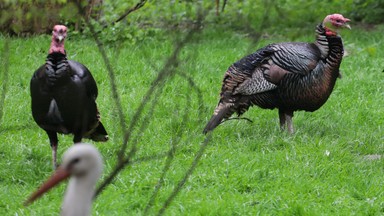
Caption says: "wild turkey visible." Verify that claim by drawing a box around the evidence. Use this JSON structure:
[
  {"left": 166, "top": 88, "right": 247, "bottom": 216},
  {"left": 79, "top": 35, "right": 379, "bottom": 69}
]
[
  {"left": 203, "top": 14, "right": 351, "bottom": 134},
  {"left": 30, "top": 25, "right": 108, "bottom": 168}
]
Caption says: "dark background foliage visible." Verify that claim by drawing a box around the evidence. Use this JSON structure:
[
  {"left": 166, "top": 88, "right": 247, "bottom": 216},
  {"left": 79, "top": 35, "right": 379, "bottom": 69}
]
[{"left": 1, "top": 0, "right": 384, "bottom": 37}]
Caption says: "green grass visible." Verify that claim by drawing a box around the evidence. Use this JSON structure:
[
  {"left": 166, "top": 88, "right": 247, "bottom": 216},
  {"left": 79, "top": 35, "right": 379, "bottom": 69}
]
[{"left": 0, "top": 24, "right": 384, "bottom": 215}]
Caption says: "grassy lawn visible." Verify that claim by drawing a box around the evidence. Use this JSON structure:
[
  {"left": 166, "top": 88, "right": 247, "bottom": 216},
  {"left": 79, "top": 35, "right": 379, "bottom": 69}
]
[{"left": 0, "top": 24, "right": 384, "bottom": 215}]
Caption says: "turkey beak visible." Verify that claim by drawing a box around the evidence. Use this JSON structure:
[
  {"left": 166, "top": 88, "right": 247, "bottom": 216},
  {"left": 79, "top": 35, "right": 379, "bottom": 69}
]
[
  {"left": 343, "top": 18, "right": 351, "bottom": 30},
  {"left": 24, "top": 167, "right": 70, "bottom": 206},
  {"left": 343, "top": 23, "right": 351, "bottom": 30},
  {"left": 58, "top": 35, "right": 64, "bottom": 42}
]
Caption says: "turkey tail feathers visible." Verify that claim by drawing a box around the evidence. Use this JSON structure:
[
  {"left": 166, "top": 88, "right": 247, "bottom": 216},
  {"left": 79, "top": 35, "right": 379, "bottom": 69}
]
[
  {"left": 203, "top": 102, "right": 232, "bottom": 134},
  {"left": 90, "top": 122, "right": 109, "bottom": 142}
]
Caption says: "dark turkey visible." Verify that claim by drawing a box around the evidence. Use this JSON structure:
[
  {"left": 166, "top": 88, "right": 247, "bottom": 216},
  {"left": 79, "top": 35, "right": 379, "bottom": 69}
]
[
  {"left": 204, "top": 14, "right": 351, "bottom": 134},
  {"left": 31, "top": 25, "right": 108, "bottom": 168}
]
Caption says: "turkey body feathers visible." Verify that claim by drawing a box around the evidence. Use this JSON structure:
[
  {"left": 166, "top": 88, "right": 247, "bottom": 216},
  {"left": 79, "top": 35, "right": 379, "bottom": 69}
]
[
  {"left": 203, "top": 23, "right": 345, "bottom": 134},
  {"left": 31, "top": 53, "right": 108, "bottom": 147}
]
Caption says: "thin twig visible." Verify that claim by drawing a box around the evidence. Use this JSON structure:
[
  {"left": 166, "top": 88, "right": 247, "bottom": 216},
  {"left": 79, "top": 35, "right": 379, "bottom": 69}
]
[
  {"left": 94, "top": 151, "right": 169, "bottom": 198},
  {"left": 144, "top": 89, "right": 192, "bottom": 214},
  {"left": 74, "top": 2, "right": 128, "bottom": 140},
  {"left": 143, "top": 135, "right": 178, "bottom": 214},
  {"left": 96, "top": 86, "right": 164, "bottom": 196},
  {"left": 108, "top": 0, "right": 147, "bottom": 27},
  {"left": 157, "top": 134, "right": 212, "bottom": 216},
  {"left": 0, "top": 38, "right": 10, "bottom": 125},
  {"left": 143, "top": 46, "right": 208, "bottom": 213},
  {"left": 95, "top": 24, "right": 205, "bottom": 197},
  {"left": 130, "top": 152, "right": 170, "bottom": 165},
  {"left": 117, "top": 18, "right": 204, "bottom": 161},
  {"left": 221, "top": 0, "right": 227, "bottom": 12},
  {"left": 177, "top": 71, "right": 205, "bottom": 121},
  {"left": 221, "top": 117, "right": 254, "bottom": 124}
]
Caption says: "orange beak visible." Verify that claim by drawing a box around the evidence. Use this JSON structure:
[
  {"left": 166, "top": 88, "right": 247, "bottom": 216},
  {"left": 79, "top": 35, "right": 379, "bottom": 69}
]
[{"left": 24, "top": 167, "right": 70, "bottom": 206}]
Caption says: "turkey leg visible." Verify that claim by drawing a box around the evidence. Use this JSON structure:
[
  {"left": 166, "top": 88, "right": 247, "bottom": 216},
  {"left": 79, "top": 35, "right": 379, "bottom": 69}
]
[
  {"left": 278, "top": 110, "right": 294, "bottom": 134},
  {"left": 278, "top": 109, "right": 286, "bottom": 131},
  {"left": 285, "top": 111, "right": 294, "bottom": 134},
  {"left": 47, "top": 131, "right": 58, "bottom": 169}
]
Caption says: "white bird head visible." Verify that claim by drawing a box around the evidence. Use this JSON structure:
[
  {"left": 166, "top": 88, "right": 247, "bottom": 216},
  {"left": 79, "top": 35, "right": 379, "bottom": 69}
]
[
  {"left": 24, "top": 143, "right": 103, "bottom": 207},
  {"left": 62, "top": 143, "right": 103, "bottom": 178}
]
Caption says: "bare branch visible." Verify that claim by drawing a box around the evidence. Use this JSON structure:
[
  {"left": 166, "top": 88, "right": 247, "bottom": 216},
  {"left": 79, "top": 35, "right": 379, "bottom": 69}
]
[
  {"left": 143, "top": 137, "right": 178, "bottom": 214},
  {"left": 156, "top": 134, "right": 212, "bottom": 216},
  {"left": 215, "top": 0, "right": 219, "bottom": 16},
  {"left": 221, "top": 117, "right": 254, "bottom": 124},
  {"left": 130, "top": 152, "right": 170, "bottom": 165},
  {"left": 112, "top": 0, "right": 147, "bottom": 25},
  {"left": 94, "top": 151, "right": 169, "bottom": 198},
  {"left": 68, "top": 2, "right": 268, "bottom": 215},
  {"left": 94, "top": 9, "right": 208, "bottom": 199},
  {"left": 0, "top": 38, "right": 10, "bottom": 125},
  {"left": 222, "top": 0, "right": 227, "bottom": 12},
  {"left": 144, "top": 87, "right": 193, "bottom": 214},
  {"left": 75, "top": 2, "right": 128, "bottom": 138},
  {"left": 117, "top": 17, "right": 204, "bottom": 160}
]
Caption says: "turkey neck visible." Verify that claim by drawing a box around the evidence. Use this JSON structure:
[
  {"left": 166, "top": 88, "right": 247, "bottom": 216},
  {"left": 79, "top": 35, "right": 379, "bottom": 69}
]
[
  {"left": 307, "top": 24, "right": 344, "bottom": 95},
  {"left": 314, "top": 24, "right": 344, "bottom": 78},
  {"left": 49, "top": 38, "right": 65, "bottom": 54},
  {"left": 46, "top": 52, "right": 68, "bottom": 66},
  {"left": 45, "top": 52, "right": 70, "bottom": 87}
]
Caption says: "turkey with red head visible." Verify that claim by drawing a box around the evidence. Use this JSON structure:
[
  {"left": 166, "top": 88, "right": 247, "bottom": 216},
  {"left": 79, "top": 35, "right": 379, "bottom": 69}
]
[
  {"left": 203, "top": 14, "right": 351, "bottom": 134},
  {"left": 31, "top": 25, "right": 108, "bottom": 168}
]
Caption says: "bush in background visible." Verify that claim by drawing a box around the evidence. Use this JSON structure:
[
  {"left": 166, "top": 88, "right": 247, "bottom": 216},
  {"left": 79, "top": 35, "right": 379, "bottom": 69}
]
[
  {"left": 0, "top": 0, "right": 102, "bottom": 35},
  {"left": 1, "top": 0, "right": 384, "bottom": 36}
]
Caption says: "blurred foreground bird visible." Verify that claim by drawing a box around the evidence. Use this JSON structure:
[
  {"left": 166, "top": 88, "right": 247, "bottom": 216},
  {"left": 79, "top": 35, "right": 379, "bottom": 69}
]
[
  {"left": 30, "top": 25, "right": 108, "bottom": 168},
  {"left": 204, "top": 14, "right": 351, "bottom": 134},
  {"left": 25, "top": 143, "right": 103, "bottom": 216}
]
